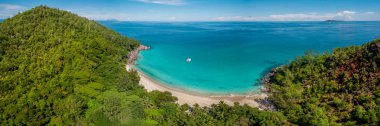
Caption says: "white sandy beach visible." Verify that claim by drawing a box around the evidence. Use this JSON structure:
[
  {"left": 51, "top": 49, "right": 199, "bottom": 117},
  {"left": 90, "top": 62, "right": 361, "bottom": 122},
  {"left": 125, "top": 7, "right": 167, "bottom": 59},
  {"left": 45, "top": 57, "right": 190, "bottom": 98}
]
[
  {"left": 126, "top": 64, "right": 269, "bottom": 108},
  {"left": 126, "top": 45, "right": 270, "bottom": 109}
]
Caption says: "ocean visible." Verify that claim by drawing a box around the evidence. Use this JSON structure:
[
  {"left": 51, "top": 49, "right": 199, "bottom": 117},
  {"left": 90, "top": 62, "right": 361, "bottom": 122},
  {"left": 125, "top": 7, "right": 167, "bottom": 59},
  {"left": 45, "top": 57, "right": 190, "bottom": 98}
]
[{"left": 100, "top": 21, "right": 380, "bottom": 95}]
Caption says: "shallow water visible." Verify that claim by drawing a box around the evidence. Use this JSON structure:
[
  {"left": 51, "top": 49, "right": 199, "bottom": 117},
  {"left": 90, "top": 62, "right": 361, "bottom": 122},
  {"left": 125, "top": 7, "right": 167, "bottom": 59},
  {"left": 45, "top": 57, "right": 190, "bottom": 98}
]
[{"left": 100, "top": 21, "right": 380, "bottom": 94}]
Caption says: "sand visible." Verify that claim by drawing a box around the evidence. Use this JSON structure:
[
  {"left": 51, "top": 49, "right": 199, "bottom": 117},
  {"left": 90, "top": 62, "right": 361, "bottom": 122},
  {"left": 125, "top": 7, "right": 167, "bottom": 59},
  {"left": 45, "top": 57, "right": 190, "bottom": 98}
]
[
  {"left": 126, "top": 45, "right": 271, "bottom": 109},
  {"left": 126, "top": 65, "right": 270, "bottom": 109}
]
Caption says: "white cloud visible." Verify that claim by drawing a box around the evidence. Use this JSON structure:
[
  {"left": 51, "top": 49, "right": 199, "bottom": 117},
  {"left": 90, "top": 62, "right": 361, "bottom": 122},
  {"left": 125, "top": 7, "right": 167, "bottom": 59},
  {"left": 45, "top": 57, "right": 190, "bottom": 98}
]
[
  {"left": 0, "top": 4, "right": 24, "bottom": 18},
  {"left": 77, "top": 11, "right": 132, "bottom": 21},
  {"left": 214, "top": 16, "right": 266, "bottom": 21},
  {"left": 133, "top": 0, "right": 185, "bottom": 5},
  {"left": 169, "top": 16, "right": 177, "bottom": 20},
  {"left": 335, "top": 10, "right": 356, "bottom": 19},
  {"left": 339, "top": 11, "right": 355, "bottom": 15},
  {"left": 0, "top": 4, "right": 23, "bottom": 10},
  {"left": 268, "top": 11, "right": 357, "bottom": 21},
  {"left": 268, "top": 13, "right": 334, "bottom": 21},
  {"left": 214, "top": 11, "right": 359, "bottom": 21}
]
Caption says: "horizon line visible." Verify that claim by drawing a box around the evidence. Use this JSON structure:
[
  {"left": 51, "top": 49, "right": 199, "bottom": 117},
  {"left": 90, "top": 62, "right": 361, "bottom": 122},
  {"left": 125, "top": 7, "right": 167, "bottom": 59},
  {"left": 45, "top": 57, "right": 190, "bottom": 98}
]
[
  {"left": 96, "top": 20, "right": 380, "bottom": 22},
  {"left": 1, "top": 18, "right": 380, "bottom": 22}
]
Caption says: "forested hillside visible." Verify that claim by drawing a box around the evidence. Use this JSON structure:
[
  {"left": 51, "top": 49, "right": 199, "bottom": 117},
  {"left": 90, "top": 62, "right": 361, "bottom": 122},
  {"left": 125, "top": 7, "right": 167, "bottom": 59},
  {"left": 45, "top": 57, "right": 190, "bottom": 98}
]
[
  {"left": 0, "top": 6, "right": 287, "bottom": 125},
  {"left": 0, "top": 5, "right": 141, "bottom": 125},
  {"left": 269, "top": 39, "right": 380, "bottom": 125}
]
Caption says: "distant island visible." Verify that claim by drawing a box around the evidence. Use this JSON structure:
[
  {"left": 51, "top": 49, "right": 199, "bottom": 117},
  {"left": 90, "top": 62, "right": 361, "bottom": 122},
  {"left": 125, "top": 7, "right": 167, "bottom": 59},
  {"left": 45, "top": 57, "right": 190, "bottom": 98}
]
[
  {"left": 325, "top": 19, "right": 345, "bottom": 22},
  {"left": 0, "top": 5, "right": 379, "bottom": 126}
]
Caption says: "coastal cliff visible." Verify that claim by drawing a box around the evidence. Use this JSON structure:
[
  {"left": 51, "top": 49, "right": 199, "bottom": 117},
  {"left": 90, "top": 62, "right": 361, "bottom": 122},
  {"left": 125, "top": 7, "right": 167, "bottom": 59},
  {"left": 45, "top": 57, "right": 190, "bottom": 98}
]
[
  {"left": 127, "top": 45, "right": 150, "bottom": 64},
  {"left": 126, "top": 45, "right": 150, "bottom": 71}
]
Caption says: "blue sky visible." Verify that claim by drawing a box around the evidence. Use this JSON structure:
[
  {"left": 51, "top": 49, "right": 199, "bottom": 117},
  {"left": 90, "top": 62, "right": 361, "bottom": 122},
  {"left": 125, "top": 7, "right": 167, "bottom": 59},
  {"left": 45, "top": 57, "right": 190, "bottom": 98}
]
[{"left": 0, "top": 0, "right": 379, "bottom": 21}]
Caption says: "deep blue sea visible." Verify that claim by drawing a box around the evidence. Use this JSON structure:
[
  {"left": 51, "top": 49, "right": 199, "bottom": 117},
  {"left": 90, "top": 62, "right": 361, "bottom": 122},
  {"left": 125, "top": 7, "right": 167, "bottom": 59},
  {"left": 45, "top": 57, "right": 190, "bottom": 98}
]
[{"left": 100, "top": 21, "right": 380, "bottom": 95}]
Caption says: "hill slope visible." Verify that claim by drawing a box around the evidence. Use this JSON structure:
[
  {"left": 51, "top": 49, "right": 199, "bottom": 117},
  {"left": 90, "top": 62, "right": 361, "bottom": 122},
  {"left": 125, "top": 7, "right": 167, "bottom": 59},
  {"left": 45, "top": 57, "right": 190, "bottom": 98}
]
[
  {"left": 0, "top": 6, "right": 140, "bottom": 125},
  {"left": 269, "top": 39, "right": 380, "bottom": 125}
]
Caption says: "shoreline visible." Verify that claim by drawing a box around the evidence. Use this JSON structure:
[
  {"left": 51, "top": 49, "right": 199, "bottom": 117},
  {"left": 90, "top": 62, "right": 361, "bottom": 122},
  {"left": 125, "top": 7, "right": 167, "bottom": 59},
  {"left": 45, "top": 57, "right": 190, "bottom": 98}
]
[{"left": 127, "top": 45, "right": 272, "bottom": 109}]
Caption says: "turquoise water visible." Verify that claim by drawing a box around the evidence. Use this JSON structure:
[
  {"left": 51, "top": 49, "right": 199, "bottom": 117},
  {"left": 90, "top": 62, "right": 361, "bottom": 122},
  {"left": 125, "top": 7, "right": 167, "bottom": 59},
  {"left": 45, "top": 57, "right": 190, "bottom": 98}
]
[{"left": 100, "top": 21, "right": 380, "bottom": 94}]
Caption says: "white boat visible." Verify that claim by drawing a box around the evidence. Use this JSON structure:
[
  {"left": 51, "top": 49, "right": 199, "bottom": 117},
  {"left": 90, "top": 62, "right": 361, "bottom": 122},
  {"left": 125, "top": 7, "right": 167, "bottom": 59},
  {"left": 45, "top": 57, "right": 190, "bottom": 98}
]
[{"left": 186, "top": 57, "right": 191, "bottom": 62}]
